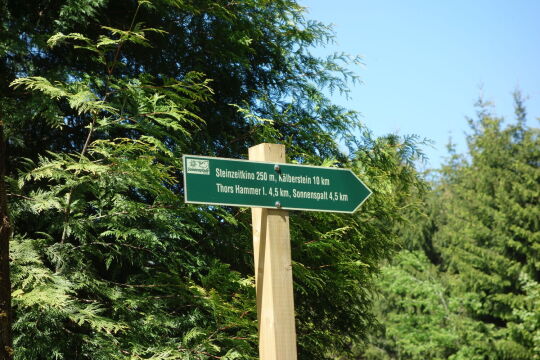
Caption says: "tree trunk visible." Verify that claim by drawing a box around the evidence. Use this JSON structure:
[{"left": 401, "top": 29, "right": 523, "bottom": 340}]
[{"left": 0, "top": 120, "right": 13, "bottom": 360}]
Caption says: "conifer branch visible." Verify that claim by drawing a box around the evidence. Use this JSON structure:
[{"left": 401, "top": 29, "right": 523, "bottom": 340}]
[{"left": 0, "top": 119, "right": 13, "bottom": 359}]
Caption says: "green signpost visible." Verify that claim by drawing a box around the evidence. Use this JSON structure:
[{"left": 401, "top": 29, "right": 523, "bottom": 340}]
[
  {"left": 183, "top": 154, "right": 371, "bottom": 213},
  {"left": 184, "top": 145, "right": 372, "bottom": 360}
]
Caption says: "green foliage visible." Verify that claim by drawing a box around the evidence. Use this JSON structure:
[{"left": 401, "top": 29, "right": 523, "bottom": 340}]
[
  {"left": 361, "top": 94, "right": 540, "bottom": 360},
  {"left": 2, "top": 0, "right": 425, "bottom": 359},
  {"left": 435, "top": 96, "right": 540, "bottom": 360},
  {"left": 360, "top": 251, "right": 501, "bottom": 360}
]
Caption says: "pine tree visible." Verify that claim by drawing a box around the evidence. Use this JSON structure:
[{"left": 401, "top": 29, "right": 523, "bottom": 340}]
[
  {"left": 361, "top": 94, "right": 540, "bottom": 360},
  {"left": 434, "top": 94, "right": 540, "bottom": 359}
]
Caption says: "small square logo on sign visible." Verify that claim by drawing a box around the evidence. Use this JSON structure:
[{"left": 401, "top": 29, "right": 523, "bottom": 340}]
[{"left": 186, "top": 159, "right": 210, "bottom": 175}]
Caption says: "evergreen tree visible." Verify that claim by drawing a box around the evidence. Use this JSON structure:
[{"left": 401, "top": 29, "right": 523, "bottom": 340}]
[
  {"left": 1, "top": 117, "right": 13, "bottom": 359},
  {"left": 435, "top": 94, "right": 540, "bottom": 359},
  {"left": 1, "top": 0, "right": 425, "bottom": 359},
  {"left": 361, "top": 94, "right": 540, "bottom": 360}
]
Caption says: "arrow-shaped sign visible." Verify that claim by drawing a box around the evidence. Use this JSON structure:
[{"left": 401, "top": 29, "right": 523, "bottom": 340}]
[{"left": 183, "top": 155, "right": 371, "bottom": 213}]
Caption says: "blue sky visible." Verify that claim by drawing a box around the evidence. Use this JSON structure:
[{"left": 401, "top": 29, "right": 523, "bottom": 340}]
[{"left": 301, "top": 0, "right": 540, "bottom": 168}]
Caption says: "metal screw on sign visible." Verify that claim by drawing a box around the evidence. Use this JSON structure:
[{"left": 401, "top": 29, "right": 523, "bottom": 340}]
[
  {"left": 274, "top": 164, "right": 280, "bottom": 172},
  {"left": 275, "top": 201, "right": 281, "bottom": 208}
]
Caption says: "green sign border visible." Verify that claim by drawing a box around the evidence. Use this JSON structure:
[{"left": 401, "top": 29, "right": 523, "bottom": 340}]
[{"left": 183, "top": 155, "right": 372, "bottom": 213}]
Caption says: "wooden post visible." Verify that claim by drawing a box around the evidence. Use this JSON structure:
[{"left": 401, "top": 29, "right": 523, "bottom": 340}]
[{"left": 249, "top": 143, "right": 297, "bottom": 360}]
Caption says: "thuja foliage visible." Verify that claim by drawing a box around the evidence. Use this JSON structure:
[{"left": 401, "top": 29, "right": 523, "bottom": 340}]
[
  {"left": 2, "top": 0, "right": 425, "bottom": 359},
  {"left": 361, "top": 94, "right": 540, "bottom": 360}
]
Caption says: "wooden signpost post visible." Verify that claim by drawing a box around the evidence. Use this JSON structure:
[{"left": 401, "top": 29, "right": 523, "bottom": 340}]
[
  {"left": 249, "top": 144, "right": 297, "bottom": 359},
  {"left": 183, "top": 144, "right": 372, "bottom": 360}
]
